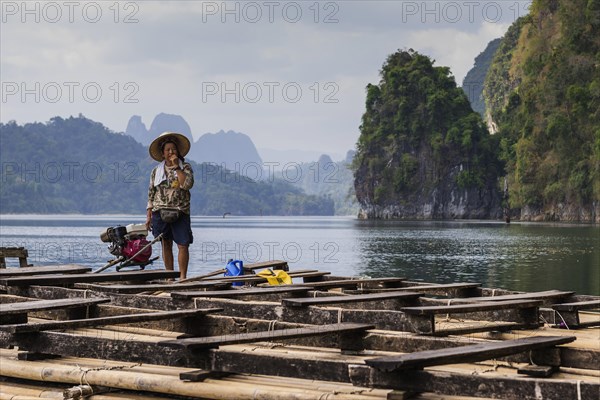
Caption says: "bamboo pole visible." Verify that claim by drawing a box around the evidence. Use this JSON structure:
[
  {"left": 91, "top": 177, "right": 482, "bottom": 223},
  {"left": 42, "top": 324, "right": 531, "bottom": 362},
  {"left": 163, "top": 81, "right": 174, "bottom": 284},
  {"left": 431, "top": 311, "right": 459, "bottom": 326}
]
[
  {"left": 0, "top": 381, "right": 64, "bottom": 397},
  {"left": 178, "top": 268, "right": 227, "bottom": 283},
  {"left": 0, "top": 394, "right": 49, "bottom": 400},
  {"left": 0, "top": 357, "right": 388, "bottom": 400}
]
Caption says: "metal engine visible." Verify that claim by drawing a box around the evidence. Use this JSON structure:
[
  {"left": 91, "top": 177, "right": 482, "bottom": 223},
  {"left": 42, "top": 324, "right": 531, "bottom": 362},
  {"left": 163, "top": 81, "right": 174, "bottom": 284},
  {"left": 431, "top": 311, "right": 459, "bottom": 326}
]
[{"left": 100, "top": 224, "right": 152, "bottom": 266}]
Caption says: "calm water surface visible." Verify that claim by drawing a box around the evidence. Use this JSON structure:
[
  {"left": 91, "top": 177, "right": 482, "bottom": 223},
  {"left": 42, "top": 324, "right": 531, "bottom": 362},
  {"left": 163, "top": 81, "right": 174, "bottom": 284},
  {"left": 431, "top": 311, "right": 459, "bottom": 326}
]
[{"left": 1, "top": 215, "right": 598, "bottom": 295}]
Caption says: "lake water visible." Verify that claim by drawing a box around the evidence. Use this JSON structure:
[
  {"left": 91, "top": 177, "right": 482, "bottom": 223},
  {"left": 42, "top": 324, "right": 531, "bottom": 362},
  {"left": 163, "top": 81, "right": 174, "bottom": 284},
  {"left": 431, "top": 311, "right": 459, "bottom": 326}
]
[{"left": 0, "top": 215, "right": 598, "bottom": 295}]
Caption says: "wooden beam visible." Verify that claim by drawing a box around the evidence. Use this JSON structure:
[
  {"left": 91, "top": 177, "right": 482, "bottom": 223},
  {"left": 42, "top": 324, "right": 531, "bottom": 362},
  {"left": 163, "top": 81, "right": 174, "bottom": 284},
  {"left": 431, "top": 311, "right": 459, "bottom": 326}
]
[
  {"left": 178, "top": 297, "right": 423, "bottom": 331},
  {"left": 259, "top": 277, "right": 407, "bottom": 290},
  {"left": 0, "top": 330, "right": 187, "bottom": 366},
  {"left": 401, "top": 300, "right": 543, "bottom": 315},
  {"left": 346, "top": 282, "right": 482, "bottom": 297},
  {"left": 0, "top": 247, "right": 29, "bottom": 268},
  {"left": 0, "top": 308, "right": 222, "bottom": 333},
  {"left": 365, "top": 336, "right": 576, "bottom": 371},
  {"left": 171, "top": 285, "right": 312, "bottom": 300},
  {"left": 400, "top": 300, "right": 541, "bottom": 335},
  {"left": 348, "top": 365, "right": 600, "bottom": 400},
  {"left": 0, "top": 270, "right": 180, "bottom": 286},
  {"left": 0, "top": 247, "right": 28, "bottom": 258},
  {"left": 552, "top": 299, "right": 600, "bottom": 328},
  {"left": 0, "top": 297, "right": 110, "bottom": 325},
  {"left": 552, "top": 299, "right": 600, "bottom": 312},
  {"left": 0, "top": 265, "right": 91, "bottom": 277},
  {"left": 282, "top": 291, "right": 421, "bottom": 308},
  {"left": 73, "top": 280, "right": 231, "bottom": 294},
  {"left": 0, "top": 298, "right": 110, "bottom": 316},
  {"left": 160, "top": 322, "right": 374, "bottom": 351},
  {"left": 243, "top": 260, "right": 288, "bottom": 272},
  {"left": 438, "top": 290, "right": 575, "bottom": 306},
  {"left": 179, "top": 369, "right": 232, "bottom": 382}
]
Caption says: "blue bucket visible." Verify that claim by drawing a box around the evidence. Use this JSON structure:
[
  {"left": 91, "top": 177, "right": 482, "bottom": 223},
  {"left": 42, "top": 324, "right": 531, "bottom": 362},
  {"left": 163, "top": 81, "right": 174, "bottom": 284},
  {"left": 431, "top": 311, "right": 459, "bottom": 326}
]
[{"left": 225, "top": 259, "right": 244, "bottom": 286}]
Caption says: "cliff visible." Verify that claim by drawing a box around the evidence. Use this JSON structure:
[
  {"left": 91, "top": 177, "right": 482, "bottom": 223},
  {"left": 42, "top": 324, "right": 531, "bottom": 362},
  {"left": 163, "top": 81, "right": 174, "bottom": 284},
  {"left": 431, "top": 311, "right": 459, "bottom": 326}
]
[
  {"left": 483, "top": 0, "right": 600, "bottom": 222},
  {"left": 354, "top": 50, "right": 502, "bottom": 219},
  {"left": 461, "top": 38, "right": 501, "bottom": 118}
]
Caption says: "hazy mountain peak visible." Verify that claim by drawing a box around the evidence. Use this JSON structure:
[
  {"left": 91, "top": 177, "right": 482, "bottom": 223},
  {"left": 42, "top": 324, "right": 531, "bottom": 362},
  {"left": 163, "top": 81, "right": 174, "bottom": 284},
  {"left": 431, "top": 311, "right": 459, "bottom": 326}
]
[{"left": 187, "top": 129, "right": 263, "bottom": 173}]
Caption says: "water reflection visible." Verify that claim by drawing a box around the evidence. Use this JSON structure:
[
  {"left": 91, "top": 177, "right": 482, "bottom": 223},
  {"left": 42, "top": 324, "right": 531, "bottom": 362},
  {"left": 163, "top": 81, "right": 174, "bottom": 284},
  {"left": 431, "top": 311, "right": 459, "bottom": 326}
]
[
  {"left": 1, "top": 216, "right": 598, "bottom": 295},
  {"left": 354, "top": 221, "right": 599, "bottom": 295}
]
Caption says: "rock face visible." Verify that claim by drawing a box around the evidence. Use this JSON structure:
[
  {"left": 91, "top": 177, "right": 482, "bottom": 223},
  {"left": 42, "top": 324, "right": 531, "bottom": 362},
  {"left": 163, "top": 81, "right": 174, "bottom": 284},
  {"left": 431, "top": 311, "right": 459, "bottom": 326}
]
[
  {"left": 125, "top": 113, "right": 194, "bottom": 146},
  {"left": 355, "top": 164, "right": 502, "bottom": 220},
  {"left": 354, "top": 50, "right": 502, "bottom": 220}
]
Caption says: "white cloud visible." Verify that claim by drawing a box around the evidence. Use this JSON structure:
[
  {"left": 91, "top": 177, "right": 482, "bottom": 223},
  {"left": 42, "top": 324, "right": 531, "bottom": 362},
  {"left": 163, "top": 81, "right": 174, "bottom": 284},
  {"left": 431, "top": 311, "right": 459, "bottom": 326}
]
[{"left": 1, "top": 1, "right": 528, "bottom": 154}]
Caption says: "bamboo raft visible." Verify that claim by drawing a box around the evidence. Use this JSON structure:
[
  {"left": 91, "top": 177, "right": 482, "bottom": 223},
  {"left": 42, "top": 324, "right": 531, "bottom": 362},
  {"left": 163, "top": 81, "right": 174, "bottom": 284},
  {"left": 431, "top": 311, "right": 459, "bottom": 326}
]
[{"left": 0, "top": 249, "right": 599, "bottom": 399}]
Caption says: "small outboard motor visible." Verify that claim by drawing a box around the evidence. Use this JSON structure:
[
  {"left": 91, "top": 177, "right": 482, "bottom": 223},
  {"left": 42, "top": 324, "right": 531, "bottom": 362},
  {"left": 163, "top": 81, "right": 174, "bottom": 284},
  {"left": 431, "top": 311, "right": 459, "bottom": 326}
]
[{"left": 100, "top": 224, "right": 152, "bottom": 269}]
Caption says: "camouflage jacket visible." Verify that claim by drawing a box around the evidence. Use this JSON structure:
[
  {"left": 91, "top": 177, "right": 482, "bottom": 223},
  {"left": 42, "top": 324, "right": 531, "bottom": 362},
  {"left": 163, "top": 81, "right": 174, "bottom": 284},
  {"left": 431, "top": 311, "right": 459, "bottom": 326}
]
[{"left": 147, "top": 162, "right": 194, "bottom": 214}]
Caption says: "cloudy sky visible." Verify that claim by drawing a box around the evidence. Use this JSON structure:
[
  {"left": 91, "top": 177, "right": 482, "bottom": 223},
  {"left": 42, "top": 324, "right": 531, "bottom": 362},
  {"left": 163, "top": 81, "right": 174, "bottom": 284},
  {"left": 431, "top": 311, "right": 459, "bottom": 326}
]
[{"left": 1, "top": 0, "right": 531, "bottom": 158}]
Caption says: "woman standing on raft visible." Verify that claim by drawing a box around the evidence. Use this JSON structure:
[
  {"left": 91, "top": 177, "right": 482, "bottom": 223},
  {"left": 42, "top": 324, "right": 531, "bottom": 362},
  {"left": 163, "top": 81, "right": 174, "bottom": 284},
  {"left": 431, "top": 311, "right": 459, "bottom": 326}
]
[{"left": 146, "top": 132, "right": 194, "bottom": 279}]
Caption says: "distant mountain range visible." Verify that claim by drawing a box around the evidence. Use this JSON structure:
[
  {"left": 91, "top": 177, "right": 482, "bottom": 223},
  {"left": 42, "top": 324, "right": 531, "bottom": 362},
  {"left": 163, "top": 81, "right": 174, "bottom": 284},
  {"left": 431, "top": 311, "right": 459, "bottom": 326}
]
[
  {"left": 125, "top": 113, "right": 347, "bottom": 167},
  {"left": 126, "top": 113, "right": 194, "bottom": 146},
  {"left": 0, "top": 116, "right": 335, "bottom": 216},
  {"left": 124, "top": 113, "right": 357, "bottom": 215}
]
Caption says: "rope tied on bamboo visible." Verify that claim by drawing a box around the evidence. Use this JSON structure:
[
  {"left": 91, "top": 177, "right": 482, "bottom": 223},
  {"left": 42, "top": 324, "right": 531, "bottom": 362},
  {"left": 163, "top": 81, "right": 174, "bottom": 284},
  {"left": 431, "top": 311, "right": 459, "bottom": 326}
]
[
  {"left": 64, "top": 384, "right": 94, "bottom": 399},
  {"left": 74, "top": 362, "right": 143, "bottom": 386}
]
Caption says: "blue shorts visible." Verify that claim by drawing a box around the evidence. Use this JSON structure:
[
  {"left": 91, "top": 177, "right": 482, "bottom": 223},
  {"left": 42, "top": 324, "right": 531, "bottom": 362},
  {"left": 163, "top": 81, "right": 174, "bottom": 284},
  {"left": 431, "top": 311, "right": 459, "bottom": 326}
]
[{"left": 151, "top": 211, "right": 193, "bottom": 246}]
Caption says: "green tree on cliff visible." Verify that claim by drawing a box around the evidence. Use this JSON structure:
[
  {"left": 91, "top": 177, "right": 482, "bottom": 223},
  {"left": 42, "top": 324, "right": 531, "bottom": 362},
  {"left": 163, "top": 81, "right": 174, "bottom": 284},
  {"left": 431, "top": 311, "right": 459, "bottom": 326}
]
[
  {"left": 354, "top": 49, "right": 502, "bottom": 219},
  {"left": 484, "top": 0, "right": 600, "bottom": 218}
]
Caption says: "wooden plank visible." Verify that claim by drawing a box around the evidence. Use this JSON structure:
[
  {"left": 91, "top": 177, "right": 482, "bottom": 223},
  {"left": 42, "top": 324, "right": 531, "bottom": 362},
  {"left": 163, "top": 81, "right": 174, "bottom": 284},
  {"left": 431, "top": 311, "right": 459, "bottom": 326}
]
[
  {"left": 517, "top": 365, "right": 555, "bottom": 377},
  {"left": 552, "top": 299, "right": 600, "bottom": 328},
  {"left": 0, "top": 247, "right": 28, "bottom": 258},
  {"left": 0, "top": 265, "right": 92, "bottom": 277},
  {"left": 0, "top": 308, "right": 222, "bottom": 333},
  {"left": 401, "top": 300, "right": 543, "bottom": 315},
  {"left": 0, "top": 330, "right": 187, "bottom": 366},
  {"left": 73, "top": 280, "right": 231, "bottom": 294},
  {"left": 282, "top": 291, "right": 421, "bottom": 307},
  {"left": 243, "top": 260, "right": 288, "bottom": 271},
  {"left": 260, "top": 277, "right": 407, "bottom": 290},
  {"left": 365, "top": 335, "right": 576, "bottom": 371},
  {"left": 179, "top": 369, "right": 232, "bottom": 382},
  {"left": 171, "top": 285, "right": 312, "bottom": 299},
  {"left": 0, "top": 298, "right": 110, "bottom": 316},
  {"left": 0, "top": 247, "right": 29, "bottom": 268},
  {"left": 449, "top": 290, "right": 575, "bottom": 305},
  {"left": 347, "top": 282, "right": 481, "bottom": 296},
  {"left": 0, "top": 270, "right": 180, "bottom": 286},
  {"left": 388, "top": 283, "right": 480, "bottom": 291},
  {"left": 552, "top": 299, "right": 600, "bottom": 312},
  {"left": 160, "top": 322, "right": 374, "bottom": 350},
  {"left": 429, "top": 322, "right": 536, "bottom": 337}
]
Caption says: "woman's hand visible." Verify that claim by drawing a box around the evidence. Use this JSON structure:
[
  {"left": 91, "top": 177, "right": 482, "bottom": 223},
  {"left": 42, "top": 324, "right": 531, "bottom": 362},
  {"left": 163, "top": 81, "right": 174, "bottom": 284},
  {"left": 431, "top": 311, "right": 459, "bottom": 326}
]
[{"left": 167, "top": 153, "right": 179, "bottom": 166}]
